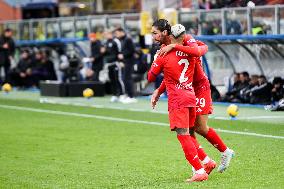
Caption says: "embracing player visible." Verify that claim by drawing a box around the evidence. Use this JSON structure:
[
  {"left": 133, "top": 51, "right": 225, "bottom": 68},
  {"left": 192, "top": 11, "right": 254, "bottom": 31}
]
[
  {"left": 148, "top": 24, "right": 208, "bottom": 182},
  {"left": 151, "top": 19, "right": 234, "bottom": 173}
]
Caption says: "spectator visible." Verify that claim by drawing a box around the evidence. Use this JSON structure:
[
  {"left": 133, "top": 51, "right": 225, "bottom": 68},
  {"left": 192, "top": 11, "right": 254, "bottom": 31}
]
[
  {"left": 102, "top": 29, "right": 125, "bottom": 102},
  {"left": 0, "top": 28, "right": 15, "bottom": 84},
  {"left": 58, "top": 47, "right": 70, "bottom": 82},
  {"left": 8, "top": 50, "right": 33, "bottom": 88},
  {"left": 201, "top": 21, "right": 215, "bottom": 35},
  {"left": 249, "top": 75, "right": 273, "bottom": 104},
  {"left": 89, "top": 33, "right": 104, "bottom": 81},
  {"left": 226, "top": 12, "right": 243, "bottom": 35},
  {"left": 271, "top": 77, "right": 284, "bottom": 103},
  {"left": 239, "top": 74, "right": 259, "bottom": 103},
  {"left": 33, "top": 50, "right": 57, "bottom": 82},
  {"left": 31, "top": 50, "right": 44, "bottom": 86},
  {"left": 114, "top": 28, "right": 137, "bottom": 103},
  {"left": 223, "top": 71, "right": 250, "bottom": 102},
  {"left": 62, "top": 52, "right": 82, "bottom": 82}
]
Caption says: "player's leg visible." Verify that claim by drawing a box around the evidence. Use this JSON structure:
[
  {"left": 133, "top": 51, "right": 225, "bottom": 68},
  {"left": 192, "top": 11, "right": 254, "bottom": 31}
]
[
  {"left": 195, "top": 114, "right": 234, "bottom": 173},
  {"left": 170, "top": 107, "right": 207, "bottom": 182},
  {"left": 175, "top": 128, "right": 208, "bottom": 182},
  {"left": 189, "top": 129, "right": 216, "bottom": 175}
]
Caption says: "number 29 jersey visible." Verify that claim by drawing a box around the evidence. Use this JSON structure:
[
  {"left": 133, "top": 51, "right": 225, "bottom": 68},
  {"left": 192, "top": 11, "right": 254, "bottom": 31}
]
[{"left": 149, "top": 49, "right": 196, "bottom": 110}]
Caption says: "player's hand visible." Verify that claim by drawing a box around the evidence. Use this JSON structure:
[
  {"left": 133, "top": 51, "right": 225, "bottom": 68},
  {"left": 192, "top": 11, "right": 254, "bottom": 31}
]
[
  {"left": 158, "top": 44, "right": 175, "bottom": 57},
  {"left": 151, "top": 89, "right": 161, "bottom": 109}
]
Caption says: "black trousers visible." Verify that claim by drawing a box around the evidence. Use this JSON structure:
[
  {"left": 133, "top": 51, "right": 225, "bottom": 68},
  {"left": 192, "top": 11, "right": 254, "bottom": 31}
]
[
  {"left": 123, "top": 63, "right": 134, "bottom": 98},
  {"left": 0, "top": 64, "right": 10, "bottom": 83},
  {"left": 108, "top": 63, "right": 124, "bottom": 96}
]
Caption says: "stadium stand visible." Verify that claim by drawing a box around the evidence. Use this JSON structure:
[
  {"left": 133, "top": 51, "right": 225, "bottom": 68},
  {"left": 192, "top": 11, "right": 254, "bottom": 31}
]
[{"left": 0, "top": 4, "right": 283, "bottom": 105}]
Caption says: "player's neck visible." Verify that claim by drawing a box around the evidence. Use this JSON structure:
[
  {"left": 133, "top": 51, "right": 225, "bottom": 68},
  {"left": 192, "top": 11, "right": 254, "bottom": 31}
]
[{"left": 164, "top": 36, "right": 171, "bottom": 45}]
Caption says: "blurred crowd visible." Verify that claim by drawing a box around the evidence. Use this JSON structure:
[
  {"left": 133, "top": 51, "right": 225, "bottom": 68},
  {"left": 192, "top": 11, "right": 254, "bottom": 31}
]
[
  {"left": 198, "top": 0, "right": 282, "bottom": 9},
  {"left": 1, "top": 28, "right": 283, "bottom": 106},
  {"left": 221, "top": 72, "right": 284, "bottom": 105},
  {"left": 0, "top": 28, "right": 148, "bottom": 103}
]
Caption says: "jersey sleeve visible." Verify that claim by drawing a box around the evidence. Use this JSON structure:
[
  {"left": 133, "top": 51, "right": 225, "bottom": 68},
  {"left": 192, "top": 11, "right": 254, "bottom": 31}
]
[
  {"left": 174, "top": 44, "right": 201, "bottom": 57},
  {"left": 181, "top": 34, "right": 208, "bottom": 56},
  {"left": 147, "top": 56, "right": 164, "bottom": 82},
  {"left": 157, "top": 80, "right": 166, "bottom": 94},
  {"left": 196, "top": 40, "right": 208, "bottom": 56}
]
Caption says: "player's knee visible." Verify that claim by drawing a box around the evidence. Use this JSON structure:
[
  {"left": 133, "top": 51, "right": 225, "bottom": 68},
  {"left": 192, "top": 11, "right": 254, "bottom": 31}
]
[
  {"left": 175, "top": 128, "right": 189, "bottom": 135},
  {"left": 195, "top": 125, "right": 209, "bottom": 136}
]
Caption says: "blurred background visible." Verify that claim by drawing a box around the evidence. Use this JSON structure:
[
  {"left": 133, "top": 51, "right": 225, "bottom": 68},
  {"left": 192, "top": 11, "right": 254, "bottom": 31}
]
[{"left": 0, "top": 0, "right": 284, "bottom": 106}]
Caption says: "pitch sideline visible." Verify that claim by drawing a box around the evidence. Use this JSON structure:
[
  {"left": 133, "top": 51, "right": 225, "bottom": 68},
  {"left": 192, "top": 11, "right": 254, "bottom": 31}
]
[{"left": 0, "top": 104, "right": 283, "bottom": 140}]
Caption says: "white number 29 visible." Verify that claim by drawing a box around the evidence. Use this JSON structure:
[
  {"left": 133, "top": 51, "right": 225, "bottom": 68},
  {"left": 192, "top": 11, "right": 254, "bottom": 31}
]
[{"left": 178, "top": 59, "right": 190, "bottom": 83}]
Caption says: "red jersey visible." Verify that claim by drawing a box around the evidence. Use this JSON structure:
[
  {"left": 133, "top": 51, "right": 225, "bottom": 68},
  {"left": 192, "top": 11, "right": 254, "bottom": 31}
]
[
  {"left": 182, "top": 35, "right": 210, "bottom": 94},
  {"left": 148, "top": 49, "right": 196, "bottom": 110}
]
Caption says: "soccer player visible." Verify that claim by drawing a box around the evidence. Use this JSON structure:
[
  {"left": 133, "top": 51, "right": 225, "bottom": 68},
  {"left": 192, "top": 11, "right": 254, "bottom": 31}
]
[
  {"left": 151, "top": 19, "right": 235, "bottom": 173},
  {"left": 148, "top": 24, "right": 208, "bottom": 182}
]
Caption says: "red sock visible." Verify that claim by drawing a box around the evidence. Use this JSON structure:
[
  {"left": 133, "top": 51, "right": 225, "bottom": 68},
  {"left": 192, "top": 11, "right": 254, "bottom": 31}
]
[
  {"left": 177, "top": 135, "right": 203, "bottom": 171},
  {"left": 205, "top": 128, "right": 227, "bottom": 152},
  {"left": 190, "top": 135, "right": 207, "bottom": 161}
]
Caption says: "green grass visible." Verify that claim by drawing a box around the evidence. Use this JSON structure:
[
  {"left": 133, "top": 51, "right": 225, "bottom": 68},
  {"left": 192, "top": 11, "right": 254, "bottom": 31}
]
[{"left": 0, "top": 97, "right": 284, "bottom": 188}]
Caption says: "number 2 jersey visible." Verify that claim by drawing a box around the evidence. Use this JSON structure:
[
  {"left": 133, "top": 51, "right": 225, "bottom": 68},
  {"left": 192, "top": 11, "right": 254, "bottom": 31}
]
[{"left": 148, "top": 49, "right": 197, "bottom": 110}]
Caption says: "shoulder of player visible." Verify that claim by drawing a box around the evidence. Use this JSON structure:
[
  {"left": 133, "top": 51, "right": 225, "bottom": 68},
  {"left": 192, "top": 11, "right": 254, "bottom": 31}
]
[{"left": 183, "top": 34, "right": 197, "bottom": 45}]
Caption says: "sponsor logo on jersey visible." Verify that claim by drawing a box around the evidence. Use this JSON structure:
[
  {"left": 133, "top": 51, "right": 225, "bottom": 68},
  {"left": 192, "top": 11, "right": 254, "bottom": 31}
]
[
  {"left": 197, "top": 108, "right": 202, "bottom": 112},
  {"left": 175, "top": 82, "right": 193, "bottom": 90}
]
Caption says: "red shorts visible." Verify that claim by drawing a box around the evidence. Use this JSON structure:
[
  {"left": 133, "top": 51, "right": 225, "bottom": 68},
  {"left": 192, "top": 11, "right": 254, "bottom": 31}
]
[
  {"left": 195, "top": 89, "right": 213, "bottom": 115},
  {"left": 169, "top": 107, "right": 196, "bottom": 131}
]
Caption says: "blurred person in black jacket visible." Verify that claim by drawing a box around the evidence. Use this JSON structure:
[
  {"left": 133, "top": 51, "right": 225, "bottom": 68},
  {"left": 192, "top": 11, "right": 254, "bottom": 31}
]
[
  {"left": 114, "top": 28, "right": 137, "bottom": 103},
  {"left": 8, "top": 50, "right": 33, "bottom": 88},
  {"left": 32, "top": 50, "right": 57, "bottom": 82},
  {"left": 271, "top": 77, "right": 284, "bottom": 103},
  {"left": 239, "top": 74, "right": 259, "bottom": 103},
  {"left": 0, "top": 28, "right": 15, "bottom": 83},
  {"left": 89, "top": 33, "right": 104, "bottom": 81},
  {"left": 249, "top": 75, "right": 273, "bottom": 104},
  {"left": 103, "top": 29, "right": 125, "bottom": 102},
  {"left": 223, "top": 72, "right": 249, "bottom": 102}
]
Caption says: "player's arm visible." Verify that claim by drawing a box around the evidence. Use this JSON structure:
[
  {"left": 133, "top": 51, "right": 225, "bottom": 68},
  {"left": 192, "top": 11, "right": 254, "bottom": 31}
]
[
  {"left": 174, "top": 44, "right": 207, "bottom": 57},
  {"left": 158, "top": 40, "right": 208, "bottom": 57},
  {"left": 151, "top": 79, "right": 166, "bottom": 109},
  {"left": 147, "top": 57, "right": 164, "bottom": 82}
]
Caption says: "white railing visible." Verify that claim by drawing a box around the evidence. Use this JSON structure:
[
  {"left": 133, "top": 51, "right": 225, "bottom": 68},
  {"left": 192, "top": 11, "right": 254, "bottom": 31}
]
[{"left": 0, "top": 5, "right": 283, "bottom": 41}]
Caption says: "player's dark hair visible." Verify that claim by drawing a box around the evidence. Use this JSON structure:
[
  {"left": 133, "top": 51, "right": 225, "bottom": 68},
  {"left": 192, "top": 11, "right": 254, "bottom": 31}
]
[{"left": 152, "top": 19, "right": 171, "bottom": 35}]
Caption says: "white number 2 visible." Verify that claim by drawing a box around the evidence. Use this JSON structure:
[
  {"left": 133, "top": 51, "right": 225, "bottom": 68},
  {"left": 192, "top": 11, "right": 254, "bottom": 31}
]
[{"left": 178, "top": 59, "right": 190, "bottom": 83}]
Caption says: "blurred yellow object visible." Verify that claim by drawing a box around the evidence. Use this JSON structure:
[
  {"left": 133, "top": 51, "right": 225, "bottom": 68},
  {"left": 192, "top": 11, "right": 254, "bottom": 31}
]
[
  {"left": 227, "top": 104, "right": 239, "bottom": 117},
  {"left": 141, "top": 48, "right": 149, "bottom": 54},
  {"left": 140, "top": 11, "right": 152, "bottom": 35},
  {"left": 2, "top": 83, "right": 12, "bottom": 92},
  {"left": 83, "top": 88, "right": 94, "bottom": 98}
]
